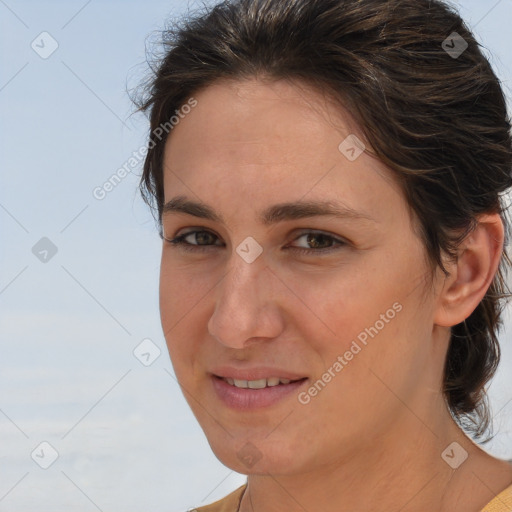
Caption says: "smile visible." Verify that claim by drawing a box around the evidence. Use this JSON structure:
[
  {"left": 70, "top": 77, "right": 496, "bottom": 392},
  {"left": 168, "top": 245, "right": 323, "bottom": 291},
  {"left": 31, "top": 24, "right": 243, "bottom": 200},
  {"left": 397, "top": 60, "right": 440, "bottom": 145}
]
[
  {"left": 212, "top": 375, "right": 308, "bottom": 409},
  {"left": 221, "top": 376, "right": 305, "bottom": 389}
]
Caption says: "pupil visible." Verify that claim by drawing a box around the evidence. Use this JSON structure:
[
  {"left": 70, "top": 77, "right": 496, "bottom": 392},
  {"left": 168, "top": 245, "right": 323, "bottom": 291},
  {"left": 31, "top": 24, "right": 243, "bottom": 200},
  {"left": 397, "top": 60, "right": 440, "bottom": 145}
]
[{"left": 308, "top": 233, "right": 329, "bottom": 249}]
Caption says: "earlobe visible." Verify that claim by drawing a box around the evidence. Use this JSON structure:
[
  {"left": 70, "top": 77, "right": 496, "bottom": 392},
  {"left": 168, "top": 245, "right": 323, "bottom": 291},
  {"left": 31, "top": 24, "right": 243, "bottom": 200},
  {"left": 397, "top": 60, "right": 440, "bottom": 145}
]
[{"left": 433, "top": 214, "right": 504, "bottom": 328}]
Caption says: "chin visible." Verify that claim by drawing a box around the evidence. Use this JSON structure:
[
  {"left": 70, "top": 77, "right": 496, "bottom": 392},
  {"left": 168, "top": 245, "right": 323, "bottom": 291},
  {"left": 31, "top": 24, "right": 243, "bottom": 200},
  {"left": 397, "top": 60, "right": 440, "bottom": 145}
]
[{"left": 207, "top": 432, "right": 303, "bottom": 475}]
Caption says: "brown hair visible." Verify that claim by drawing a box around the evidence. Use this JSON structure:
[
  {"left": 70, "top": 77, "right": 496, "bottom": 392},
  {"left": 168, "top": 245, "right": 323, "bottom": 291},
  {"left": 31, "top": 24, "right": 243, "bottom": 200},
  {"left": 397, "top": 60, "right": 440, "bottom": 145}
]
[{"left": 133, "top": 0, "right": 512, "bottom": 440}]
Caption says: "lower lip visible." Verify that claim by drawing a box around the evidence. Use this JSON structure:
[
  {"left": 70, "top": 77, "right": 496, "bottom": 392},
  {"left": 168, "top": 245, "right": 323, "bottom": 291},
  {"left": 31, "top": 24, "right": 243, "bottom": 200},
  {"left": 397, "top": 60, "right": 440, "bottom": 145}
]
[{"left": 211, "top": 375, "right": 308, "bottom": 410}]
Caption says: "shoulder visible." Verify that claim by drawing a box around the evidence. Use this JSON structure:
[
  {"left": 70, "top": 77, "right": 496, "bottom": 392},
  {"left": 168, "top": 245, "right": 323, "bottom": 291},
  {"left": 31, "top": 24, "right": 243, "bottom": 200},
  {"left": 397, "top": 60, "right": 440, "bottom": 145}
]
[{"left": 190, "top": 484, "right": 247, "bottom": 512}]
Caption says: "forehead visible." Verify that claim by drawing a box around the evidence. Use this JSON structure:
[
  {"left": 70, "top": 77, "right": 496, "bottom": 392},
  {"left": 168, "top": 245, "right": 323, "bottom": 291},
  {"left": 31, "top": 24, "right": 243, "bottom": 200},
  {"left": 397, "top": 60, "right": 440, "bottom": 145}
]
[
  {"left": 161, "top": 78, "right": 407, "bottom": 227},
  {"left": 165, "top": 77, "right": 362, "bottom": 163}
]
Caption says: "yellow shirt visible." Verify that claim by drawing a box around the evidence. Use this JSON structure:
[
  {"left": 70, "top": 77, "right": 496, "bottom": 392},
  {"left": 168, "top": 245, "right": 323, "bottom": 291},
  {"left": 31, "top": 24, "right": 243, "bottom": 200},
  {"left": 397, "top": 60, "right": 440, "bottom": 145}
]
[
  {"left": 193, "top": 482, "right": 512, "bottom": 511},
  {"left": 481, "top": 483, "right": 512, "bottom": 512}
]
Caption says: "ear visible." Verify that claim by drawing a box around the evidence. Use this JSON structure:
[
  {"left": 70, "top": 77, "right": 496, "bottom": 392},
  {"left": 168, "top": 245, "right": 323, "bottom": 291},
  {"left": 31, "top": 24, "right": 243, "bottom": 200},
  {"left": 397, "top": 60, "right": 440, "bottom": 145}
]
[{"left": 433, "top": 213, "right": 504, "bottom": 327}]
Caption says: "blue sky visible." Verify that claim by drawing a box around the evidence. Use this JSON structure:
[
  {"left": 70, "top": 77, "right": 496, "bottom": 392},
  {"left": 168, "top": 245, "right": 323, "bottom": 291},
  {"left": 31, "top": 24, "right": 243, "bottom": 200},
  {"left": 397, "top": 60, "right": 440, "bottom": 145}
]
[{"left": 1, "top": 0, "right": 512, "bottom": 510}]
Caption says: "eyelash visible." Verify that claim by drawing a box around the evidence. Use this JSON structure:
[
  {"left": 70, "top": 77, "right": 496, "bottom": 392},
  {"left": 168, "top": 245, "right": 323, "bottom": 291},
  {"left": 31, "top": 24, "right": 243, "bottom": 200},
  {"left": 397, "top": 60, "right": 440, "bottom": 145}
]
[{"left": 164, "top": 229, "right": 346, "bottom": 255}]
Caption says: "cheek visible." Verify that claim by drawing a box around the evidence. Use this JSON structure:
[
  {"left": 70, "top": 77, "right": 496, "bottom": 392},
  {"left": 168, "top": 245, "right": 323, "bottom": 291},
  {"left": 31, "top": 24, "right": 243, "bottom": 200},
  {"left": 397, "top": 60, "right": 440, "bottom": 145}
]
[
  {"left": 290, "top": 250, "right": 425, "bottom": 381},
  {"left": 314, "top": 274, "right": 434, "bottom": 415},
  {"left": 278, "top": 264, "right": 382, "bottom": 356},
  {"left": 159, "top": 251, "right": 215, "bottom": 323},
  {"left": 159, "top": 257, "right": 211, "bottom": 372}
]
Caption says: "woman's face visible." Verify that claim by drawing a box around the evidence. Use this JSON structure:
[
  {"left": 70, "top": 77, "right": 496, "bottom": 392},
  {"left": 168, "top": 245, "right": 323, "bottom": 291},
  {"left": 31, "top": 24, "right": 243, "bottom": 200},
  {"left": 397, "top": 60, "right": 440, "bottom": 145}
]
[{"left": 159, "top": 78, "right": 446, "bottom": 475}]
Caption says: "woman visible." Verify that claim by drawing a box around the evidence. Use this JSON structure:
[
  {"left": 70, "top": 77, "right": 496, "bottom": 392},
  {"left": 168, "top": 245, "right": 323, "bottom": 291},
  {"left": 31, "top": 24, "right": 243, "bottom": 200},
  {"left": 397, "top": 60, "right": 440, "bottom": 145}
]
[{"left": 134, "top": 0, "right": 512, "bottom": 510}]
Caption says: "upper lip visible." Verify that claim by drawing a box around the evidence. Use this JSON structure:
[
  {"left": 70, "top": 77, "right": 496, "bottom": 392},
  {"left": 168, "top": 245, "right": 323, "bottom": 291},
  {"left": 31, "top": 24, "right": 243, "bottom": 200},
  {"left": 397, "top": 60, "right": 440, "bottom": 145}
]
[{"left": 210, "top": 366, "right": 308, "bottom": 381}]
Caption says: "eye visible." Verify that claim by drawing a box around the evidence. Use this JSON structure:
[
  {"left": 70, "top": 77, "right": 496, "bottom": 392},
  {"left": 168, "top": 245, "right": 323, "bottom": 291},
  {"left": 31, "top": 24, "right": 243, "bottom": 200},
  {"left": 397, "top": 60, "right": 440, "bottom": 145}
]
[
  {"left": 164, "top": 230, "right": 223, "bottom": 253},
  {"left": 290, "top": 230, "right": 346, "bottom": 255},
  {"left": 164, "top": 228, "right": 347, "bottom": 255}
]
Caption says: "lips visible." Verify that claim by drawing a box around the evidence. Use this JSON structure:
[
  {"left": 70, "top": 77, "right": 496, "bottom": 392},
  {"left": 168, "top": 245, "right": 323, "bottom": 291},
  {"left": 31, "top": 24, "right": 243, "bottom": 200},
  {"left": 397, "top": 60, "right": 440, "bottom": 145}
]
[
  {"left": 211, "top": 374, "right": 308, "bottom": 409},
  {"left": 209, "top": 366, "right": 309, "bottom": 409}
]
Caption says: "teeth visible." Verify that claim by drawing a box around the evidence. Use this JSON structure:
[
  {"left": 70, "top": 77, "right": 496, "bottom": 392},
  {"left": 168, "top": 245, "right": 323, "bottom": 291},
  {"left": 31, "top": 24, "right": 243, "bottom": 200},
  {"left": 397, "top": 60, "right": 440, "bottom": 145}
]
[
  {"left": 225, "top": 377, "right": 300, "bottom": 388},
  {"left": 248, "top": 379, "right": 267, "bottom": 389}
]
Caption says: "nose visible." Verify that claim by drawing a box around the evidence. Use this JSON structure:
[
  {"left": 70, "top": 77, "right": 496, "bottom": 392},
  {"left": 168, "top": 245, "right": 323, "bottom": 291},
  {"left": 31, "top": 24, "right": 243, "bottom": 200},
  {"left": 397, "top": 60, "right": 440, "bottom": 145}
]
[{"left": 207, "top": 252, "right": 285, "bottom": 349}]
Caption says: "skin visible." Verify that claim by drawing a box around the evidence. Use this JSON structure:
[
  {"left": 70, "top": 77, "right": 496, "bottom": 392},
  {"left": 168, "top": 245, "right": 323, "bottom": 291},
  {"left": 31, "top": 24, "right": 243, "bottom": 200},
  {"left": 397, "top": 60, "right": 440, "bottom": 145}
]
[{"left": 159, "top": 78, "right": 512, "bottom": 512}]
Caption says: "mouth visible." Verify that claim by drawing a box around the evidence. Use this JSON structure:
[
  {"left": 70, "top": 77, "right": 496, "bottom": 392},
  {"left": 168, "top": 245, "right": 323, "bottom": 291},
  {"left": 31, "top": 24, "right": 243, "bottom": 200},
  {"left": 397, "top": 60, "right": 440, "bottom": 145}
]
[
  {"left": 211, "top": 374, "right": 309, "bottom": 409},
  {"left": 215, "top": 375, "right": 307, "bottom": 389}
]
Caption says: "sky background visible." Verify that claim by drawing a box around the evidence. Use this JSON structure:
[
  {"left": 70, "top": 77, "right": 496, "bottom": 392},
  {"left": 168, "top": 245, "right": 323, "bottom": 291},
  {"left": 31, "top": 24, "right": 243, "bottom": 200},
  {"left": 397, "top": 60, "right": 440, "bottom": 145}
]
[{"left": 1, "top": 0, "right": 512, "bottom": 511}]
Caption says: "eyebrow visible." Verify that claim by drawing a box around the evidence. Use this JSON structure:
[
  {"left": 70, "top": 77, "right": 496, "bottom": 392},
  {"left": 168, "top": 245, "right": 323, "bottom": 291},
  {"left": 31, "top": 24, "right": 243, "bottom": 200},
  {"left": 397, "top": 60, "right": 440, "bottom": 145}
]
[{"left": 162, "top": 195, "right": 376, "bottom": 225}]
